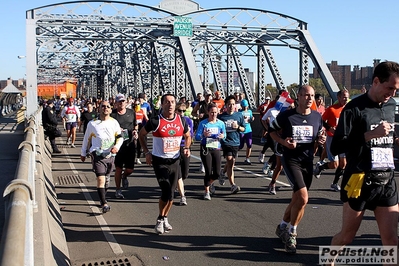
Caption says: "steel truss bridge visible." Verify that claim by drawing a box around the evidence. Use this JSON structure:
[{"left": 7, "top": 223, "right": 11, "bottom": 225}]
[{"left": 24, "top": 0, "right": 339, "bottom": 115}]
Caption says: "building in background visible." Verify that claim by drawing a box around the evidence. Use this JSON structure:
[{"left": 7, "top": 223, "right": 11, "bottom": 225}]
[
  {"left": 0, "top": 78, "right": 26, "bottom": 96},
  {"left": 311, "top": 59, "right": 380, "bottom": 90}
]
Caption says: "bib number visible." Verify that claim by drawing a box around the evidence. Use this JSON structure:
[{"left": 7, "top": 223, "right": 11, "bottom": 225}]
[
  {"left": 292, "top": 125, "right": 313, "bottom": 143},
  {"left": 163, "top": 137, "right": 180, "bottom": 153},
  {"left": 371, "top": 147, "right": 394, "bottom": 170},
  {"left": 121, "top": 129, "right": 129, "bottom": 141},
  {"left": 67, "top": 114, "right": 75, "bottom": 121},
  {"left": 206, "top": 138, "right": 220, "bottom": 149},
  {"left": 225, "top": 119, "right": 237, "bottom": 132}
]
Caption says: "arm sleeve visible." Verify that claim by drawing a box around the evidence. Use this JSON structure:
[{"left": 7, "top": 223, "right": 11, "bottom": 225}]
[
  {"left": 114, "top": 121, "right": 124, "bottom": 150},
  {"left": 331, "top": 107, "right": 357, "bottom": 156}
]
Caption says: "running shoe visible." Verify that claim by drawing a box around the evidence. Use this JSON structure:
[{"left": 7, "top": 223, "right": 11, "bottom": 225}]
[
  {"left": 115, "top": 189, "right": 124, "bottom": 199},
  {"left": 267, "top": 169, "right": 274, "bottom": 178},
  {"left": 135, "top": 158, "right": 142, "bottom": 165},
  {"left": 285, "top": 233, "right": 297, "bottom": 254},
  {"left": 219, "top": 169, "right": 226, "bottom": 186},
  {"left": 231, "top": 184, "right": 241, "bottom": 194},
  {"left": 244, "top": 158, "right": 252, "bottom": 165},
  {"left": 258, "top": 152, "right": 265, "bottom": 163},
  {"left": 198, "top": 163, "right": 205, "bottom": 173},
  {"left": 71, "top": 143, "right": 76, "bottom": 148},
  {"left": 275, "top": 224, "right": 290, "bottom": 244},
  {"left": 313, "top": 161, "right": 325, "bottom": 179},
  {"left": 262, "top": 163, "right": 270, "bottom": 175},
  {"left": 155, "top": 219, "right": 165, "bottom": 234},
  {"left": 209, "top": 183, "right": 216, "bottom": 195},
  {"left": 180, "top": 196, "right": 187, "bottom": 206},
  {"left": 204, "top": 192, "right": 211, "bottom": 200},
  {"left": 66, "top": 138, "right": 70, "bottom": 145},
  {"left": 122, "top": 178, "right": 129, "bottom": 189},
  {"left": 102, "top": 205, "right": 111, "bottom": 213},
  {"left": 163, "top": 217, "right": 173, "bottom": 232},
  {"left": 330, "top": 183, "right": 341, "bottom": 192},
  {"left": 269, "top": 184, "right": 276, "bottom": 195}
]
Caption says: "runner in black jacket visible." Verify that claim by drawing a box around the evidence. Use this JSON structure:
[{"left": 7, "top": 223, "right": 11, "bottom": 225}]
[{"left": 330, "top": 61, "right": 399, "bottom": 255}]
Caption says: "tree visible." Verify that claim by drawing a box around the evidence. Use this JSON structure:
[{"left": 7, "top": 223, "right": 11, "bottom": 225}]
[{"left": 309, "top": 78, "right": 329, "bottom": 96}]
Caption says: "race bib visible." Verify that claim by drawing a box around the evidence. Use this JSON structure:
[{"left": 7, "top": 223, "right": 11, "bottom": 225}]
[
  {"left": 292, "top": 125, "right": 313, "bottom": 143},
  {"left": 371, "top": 147, "right": 394, "bottom": 170},
  {"left": 206, "top": 138, "right": 220, "bottom": 149},
  {"left": 225, "top": 119, "right": 237, "bottom": 132},
  {"left": 121, "top": 129, "right": 129, "bottom": 141},
  {"left": 67, "top": 114, "right": 75, "bottom": 121},
  {"left": 162, "top": 137, "right": 180, "bottom": 153},
  {"left": 137, "top": 119, "right": 142, "bottom": 124},
  {"left": 206, "top": 127, "right": 219, "bottom": 135}
]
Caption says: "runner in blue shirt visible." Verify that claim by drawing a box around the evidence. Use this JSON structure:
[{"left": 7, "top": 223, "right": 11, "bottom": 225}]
[
  {"left": 239, "top": 99, "right": 254, "bottom": 165},
  {"left": 218, "top": 95, "right": 245, "bottom": 194},
  {"left": 195, "top": 103, "right": 226, "bottom": 200}
]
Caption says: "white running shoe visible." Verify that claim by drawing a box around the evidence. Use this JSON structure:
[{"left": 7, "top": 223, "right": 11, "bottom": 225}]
[
  {"left": 244, "top": 158, "right": 251, "bottom": 165},
  {"left": 163, "top": 217, "right": 173, "bottom": 232},
  {"left": 262, "top": 163, "right": 270, "bottom": 175},
  {"left": 204, "top": 192, "right": 211, "bottom": 200},
  {"left": 198, "top": 163, "right": 205, "bottom": 173},
  {"left": 155, "top": 219, "right": 165, "bottom": 234},
  {"left": 258, "top": 153, "right": 265, "bottom": 163},
  {"left": 179, "top": 196, "right": 187, "bottom": 206}
]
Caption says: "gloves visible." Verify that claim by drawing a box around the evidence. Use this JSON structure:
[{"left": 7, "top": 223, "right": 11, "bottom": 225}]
[{"left": 344, "top": 172, "right": 365, "bottom": 198}]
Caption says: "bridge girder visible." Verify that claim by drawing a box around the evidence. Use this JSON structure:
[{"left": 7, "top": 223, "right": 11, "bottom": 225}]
[{"left": 26, "top": 1, "right": 339, "bottom": 116}]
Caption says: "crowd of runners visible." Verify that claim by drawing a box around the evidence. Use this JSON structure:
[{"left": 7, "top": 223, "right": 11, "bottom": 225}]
[{"left": 41, "top": 61, "right": 399, "bottom": 257}]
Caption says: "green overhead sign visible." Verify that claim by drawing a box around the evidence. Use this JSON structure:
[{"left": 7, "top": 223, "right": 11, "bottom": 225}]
[{"left": 173, "top": 16, "right": 193, "bottom": 37}]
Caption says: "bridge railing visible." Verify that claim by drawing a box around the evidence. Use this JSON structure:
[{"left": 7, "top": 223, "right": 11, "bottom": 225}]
[
  {"left": 0, "top": 109, "right": 37, "bottom": 265},
  {"left": 0, "top": 107, "right": 70, "bottom": 266}
]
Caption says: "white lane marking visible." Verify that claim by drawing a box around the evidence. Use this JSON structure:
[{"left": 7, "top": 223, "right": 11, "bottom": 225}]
[
  {"left": 63, "top": 147, "right": 123, "bottom": 255},
  {"left": 190, "top": 154, "right": 291, "bottom": 187},
  {"left": 79, "top": 183, "right": 123, "bottom": 255}
]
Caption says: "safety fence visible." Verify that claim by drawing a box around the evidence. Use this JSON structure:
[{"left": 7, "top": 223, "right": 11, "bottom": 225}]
[{"left": 0, "top": 107, "right": 70, "bottom": 265}]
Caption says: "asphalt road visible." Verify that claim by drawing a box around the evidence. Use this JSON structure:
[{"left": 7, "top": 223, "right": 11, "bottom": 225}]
[{"left": 53, "top": 131, "right": 391, "bottom": 266}]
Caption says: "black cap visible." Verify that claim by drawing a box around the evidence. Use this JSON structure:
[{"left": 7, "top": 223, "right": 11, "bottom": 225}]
[{"left": 47, "top": 99, "right": 54, "bottom": 105}]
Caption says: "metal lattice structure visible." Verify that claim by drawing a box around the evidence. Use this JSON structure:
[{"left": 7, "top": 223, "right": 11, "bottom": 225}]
[{"left": 24, "top": 0, "right": 339, "bottom": 116}]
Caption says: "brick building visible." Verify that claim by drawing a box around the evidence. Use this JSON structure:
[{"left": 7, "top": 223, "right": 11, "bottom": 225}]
[{"left": 311, "top": 59, "right": 381, "bottom": 90}]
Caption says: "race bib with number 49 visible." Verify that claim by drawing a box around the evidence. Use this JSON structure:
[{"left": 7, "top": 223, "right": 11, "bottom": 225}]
[{"left": 292, "top": 125, "right": 313, "bottom": 143}]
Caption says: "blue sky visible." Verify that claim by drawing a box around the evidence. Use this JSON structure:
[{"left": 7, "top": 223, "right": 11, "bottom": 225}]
[{"left": 1, "top": 0, "right": 398, "bottom": 86}]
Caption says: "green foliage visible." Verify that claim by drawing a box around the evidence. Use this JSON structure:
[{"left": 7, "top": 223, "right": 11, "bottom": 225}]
[{"left": 309, "top": 78, "right": 329, "bottom": 97}]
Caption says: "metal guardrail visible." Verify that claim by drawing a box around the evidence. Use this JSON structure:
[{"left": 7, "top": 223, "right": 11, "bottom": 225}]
[
  {"left": 0, "top": 107, "right": 70, "bottom": 266},
  {"left": 0, "top": 108, "right": 37, "bottom": 266}
]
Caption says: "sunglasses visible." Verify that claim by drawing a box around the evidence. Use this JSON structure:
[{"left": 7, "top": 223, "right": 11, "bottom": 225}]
[
  {"left": 101, "top": 105, "right": 111, "bottom": 109},
  {"left": 177, "top": 109, "right": 186, "bottom": 112}
]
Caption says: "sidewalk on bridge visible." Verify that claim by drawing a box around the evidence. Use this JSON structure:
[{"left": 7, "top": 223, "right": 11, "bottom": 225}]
[{"left": 0, "top": 110, "right": 26, "bottom": 239}]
